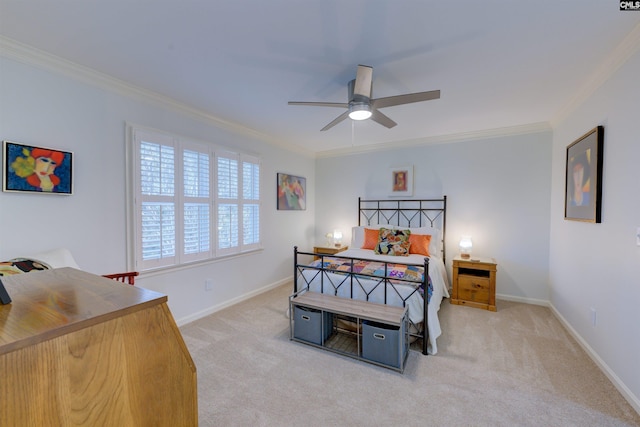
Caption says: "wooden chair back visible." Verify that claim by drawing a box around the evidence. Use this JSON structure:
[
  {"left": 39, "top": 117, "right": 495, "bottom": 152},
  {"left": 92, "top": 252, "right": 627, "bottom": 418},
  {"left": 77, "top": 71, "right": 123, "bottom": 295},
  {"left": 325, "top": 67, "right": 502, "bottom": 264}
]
[{"left": 102, "top": 271, "right": 139, "bottom": 285}]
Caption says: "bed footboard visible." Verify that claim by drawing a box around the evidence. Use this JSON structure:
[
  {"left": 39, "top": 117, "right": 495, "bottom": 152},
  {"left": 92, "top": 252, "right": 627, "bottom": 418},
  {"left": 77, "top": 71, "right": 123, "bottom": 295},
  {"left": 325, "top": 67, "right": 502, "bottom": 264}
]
[{"left": 294, "top": 246, "right": 430, "bottom": 355}]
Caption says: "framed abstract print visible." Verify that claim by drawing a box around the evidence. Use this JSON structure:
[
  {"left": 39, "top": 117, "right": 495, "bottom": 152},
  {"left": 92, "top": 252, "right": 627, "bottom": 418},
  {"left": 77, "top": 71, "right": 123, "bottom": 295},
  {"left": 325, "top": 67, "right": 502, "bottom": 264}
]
[
  {"left": 277, "top": 173, "right": 306, "bottom": 210},
  {"left": 564, "top": 126, "right": 603, "bottom": 223}
]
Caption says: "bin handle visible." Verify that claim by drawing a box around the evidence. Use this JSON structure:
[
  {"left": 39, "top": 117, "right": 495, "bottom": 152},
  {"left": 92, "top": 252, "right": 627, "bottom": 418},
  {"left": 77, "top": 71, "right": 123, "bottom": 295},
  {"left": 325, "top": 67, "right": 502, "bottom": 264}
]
[
  {"left": 301, "top": 315, "right": 310, "bottom": 321},
  {"left": 373, "top": 333, "right": 386, "bottom": 340}
]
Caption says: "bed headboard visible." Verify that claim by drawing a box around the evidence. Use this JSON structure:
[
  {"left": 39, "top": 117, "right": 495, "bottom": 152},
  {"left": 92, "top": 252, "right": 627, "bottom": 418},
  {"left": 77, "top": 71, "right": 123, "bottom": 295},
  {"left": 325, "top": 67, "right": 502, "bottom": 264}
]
[{"left": 358, "top": 196, "right": 447, "bottom": 263}]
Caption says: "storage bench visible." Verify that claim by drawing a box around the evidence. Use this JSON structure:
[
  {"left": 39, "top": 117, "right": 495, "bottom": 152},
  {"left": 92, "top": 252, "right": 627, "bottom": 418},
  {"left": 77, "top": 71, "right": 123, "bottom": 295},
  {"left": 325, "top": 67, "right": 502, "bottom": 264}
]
[{"left": 289, "top": 290, "right": 409, "bottom": 372}]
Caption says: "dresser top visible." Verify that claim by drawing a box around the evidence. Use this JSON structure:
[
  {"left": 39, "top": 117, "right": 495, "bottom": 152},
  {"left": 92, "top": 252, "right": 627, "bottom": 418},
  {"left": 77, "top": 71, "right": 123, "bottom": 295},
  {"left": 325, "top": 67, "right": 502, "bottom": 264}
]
[{"left": 0, "top": 268, "right": 165, "bottom": 355}]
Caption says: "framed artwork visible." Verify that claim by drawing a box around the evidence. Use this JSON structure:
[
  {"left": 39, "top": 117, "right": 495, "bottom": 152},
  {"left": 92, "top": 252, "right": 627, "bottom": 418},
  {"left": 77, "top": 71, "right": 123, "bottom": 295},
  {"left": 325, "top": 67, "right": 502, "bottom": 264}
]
[
  {"left": 389, "top": 165, "right": 413, "bottom": 197},
  {"left": 2, "top": 141, "right": 73, "bottom": 195},
  {"left": 277, "top": 173, "right": 306, "bottom": 210},
  {"left": 564, "top": 126, "right": 604, "bottom": 223}
]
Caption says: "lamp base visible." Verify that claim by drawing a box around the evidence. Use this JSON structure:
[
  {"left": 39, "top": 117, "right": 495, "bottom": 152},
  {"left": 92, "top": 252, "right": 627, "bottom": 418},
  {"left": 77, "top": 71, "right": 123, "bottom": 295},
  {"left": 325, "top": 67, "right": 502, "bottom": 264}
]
[{"left": 460, "top": 253, "right": 470, "bottom": 259}]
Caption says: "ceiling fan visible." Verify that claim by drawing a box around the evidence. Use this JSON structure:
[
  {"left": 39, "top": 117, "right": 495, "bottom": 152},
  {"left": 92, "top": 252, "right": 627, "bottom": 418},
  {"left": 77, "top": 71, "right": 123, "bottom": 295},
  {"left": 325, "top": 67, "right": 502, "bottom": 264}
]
[{"left": 288, "top": 64, "right": 440, "bottom": 131}]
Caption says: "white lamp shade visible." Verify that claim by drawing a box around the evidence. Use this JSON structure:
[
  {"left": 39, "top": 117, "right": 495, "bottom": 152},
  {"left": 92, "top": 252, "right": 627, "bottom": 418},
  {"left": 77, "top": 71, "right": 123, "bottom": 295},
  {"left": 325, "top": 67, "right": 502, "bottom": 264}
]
[
  {"left": 333, "top": 229, "right": 343, "bottom": 246},
  {"left": 459, "top": 236, "right": 473, "bottom": 258}
]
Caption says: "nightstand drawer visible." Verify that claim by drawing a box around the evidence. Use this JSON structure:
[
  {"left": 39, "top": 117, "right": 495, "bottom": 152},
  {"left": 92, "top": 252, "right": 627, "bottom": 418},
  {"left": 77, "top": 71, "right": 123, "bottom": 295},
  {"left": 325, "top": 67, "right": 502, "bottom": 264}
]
[{"left": 457, "top": 275, "right": 490, "bottom": 303}]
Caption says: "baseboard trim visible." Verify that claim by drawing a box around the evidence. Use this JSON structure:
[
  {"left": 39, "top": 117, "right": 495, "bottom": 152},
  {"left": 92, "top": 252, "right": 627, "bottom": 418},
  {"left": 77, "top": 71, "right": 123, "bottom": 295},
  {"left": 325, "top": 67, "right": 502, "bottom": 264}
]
[
  {"left": 496, "top": 293, "right": 550, "bottom": 307},
  {"left": 175, "top": 276, "right": 291, "bottom": 327},
  {"left": 548, "top": 303, "right": 640, "bottom": 415}
]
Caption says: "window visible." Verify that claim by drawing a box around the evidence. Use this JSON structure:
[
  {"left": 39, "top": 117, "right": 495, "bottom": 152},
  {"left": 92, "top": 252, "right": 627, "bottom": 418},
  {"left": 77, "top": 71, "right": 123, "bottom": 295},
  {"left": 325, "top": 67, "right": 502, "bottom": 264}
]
[
  {"left": 129, "top": 126, "right": 261, "bottom": 271},
  {"left": 216, "top": 151, "right": 261, "bottom": 255}
]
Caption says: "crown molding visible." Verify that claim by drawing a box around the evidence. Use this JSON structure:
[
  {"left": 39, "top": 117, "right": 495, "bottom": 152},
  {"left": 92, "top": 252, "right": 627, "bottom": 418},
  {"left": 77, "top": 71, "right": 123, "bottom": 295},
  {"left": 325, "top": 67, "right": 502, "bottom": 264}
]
[
  {"left": 550, "top": 22, "right": 640, "bottom": 127},
  {"left": 315, "top": 122, "right": 552, "bottom": 159},
  {"left": 0, "top": 36, "right": 314, "bottom": 158}
]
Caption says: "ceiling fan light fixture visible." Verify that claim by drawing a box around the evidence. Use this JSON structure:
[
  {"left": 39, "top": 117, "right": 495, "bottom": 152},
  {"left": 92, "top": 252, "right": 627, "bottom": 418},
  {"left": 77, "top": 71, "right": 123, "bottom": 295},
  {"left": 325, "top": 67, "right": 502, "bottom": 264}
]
[
  {"left": 288, "top": 64, "right": 440, "bottom": 131},
  {"left": 348, "top": 103, "right": 372, "bottom": 121}
]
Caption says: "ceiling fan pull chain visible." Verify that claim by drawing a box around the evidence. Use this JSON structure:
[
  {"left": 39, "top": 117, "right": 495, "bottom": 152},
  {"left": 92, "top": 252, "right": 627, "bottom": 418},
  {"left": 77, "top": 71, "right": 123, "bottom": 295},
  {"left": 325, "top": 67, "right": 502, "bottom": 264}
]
[{"left": 351, "top": 120, "right": 355, "bottom": 147}]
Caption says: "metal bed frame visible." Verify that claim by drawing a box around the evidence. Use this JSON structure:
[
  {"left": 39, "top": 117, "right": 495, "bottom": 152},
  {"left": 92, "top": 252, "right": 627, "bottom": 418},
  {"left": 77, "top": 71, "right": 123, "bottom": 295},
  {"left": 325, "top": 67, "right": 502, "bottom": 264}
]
[
  {"left": 294, "top": 196, "right": 447, "bottom": 356},
  {"left": 358, "top": 196, "right": 447, "bottom": 263}
]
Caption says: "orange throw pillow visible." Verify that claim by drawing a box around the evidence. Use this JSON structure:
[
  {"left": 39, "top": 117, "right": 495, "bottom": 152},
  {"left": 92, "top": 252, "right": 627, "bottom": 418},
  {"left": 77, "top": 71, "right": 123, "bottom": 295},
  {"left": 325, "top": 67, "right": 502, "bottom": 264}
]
[
  {"left": 362, "top": 228, "right": 380, "bottom": 249},
  {"left": 409, "top": 234, "right": 431, "bottom": 256}
]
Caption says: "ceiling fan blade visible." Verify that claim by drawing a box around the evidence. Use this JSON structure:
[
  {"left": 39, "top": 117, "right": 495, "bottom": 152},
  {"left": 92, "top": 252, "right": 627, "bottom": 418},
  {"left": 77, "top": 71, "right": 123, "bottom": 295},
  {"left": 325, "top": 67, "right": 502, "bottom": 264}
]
[
  {"left": 370, "top": 109, "right": 397, "bottom": 129},
  {"left": 321, "top": 111, "right": 350, "bottom": 131},
  {"left": 353, "top": 65, "right": 373, "bottom": 98},
  {"left": 288, "top": 101, "right": 349, "bottom": 108},
  {"left": 372, "top": 90, "right": 440, "bottom": 109}
]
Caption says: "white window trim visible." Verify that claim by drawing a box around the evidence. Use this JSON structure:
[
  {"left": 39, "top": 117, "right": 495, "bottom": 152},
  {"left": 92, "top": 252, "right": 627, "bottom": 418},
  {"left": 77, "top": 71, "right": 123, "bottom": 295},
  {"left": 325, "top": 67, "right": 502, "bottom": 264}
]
[{"left": 126, "top": 123, "right": 262, "bottom": 272}]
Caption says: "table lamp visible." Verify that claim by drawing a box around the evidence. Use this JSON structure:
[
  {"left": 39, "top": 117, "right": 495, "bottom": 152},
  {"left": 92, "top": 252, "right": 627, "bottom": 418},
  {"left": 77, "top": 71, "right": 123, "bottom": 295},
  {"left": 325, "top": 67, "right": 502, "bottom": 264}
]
[
  {"left": 459, "top": 236, "right": 473, "bottom": 259},
  {"left": 333, "top": 230, "right": 343, "bottom": 247}
]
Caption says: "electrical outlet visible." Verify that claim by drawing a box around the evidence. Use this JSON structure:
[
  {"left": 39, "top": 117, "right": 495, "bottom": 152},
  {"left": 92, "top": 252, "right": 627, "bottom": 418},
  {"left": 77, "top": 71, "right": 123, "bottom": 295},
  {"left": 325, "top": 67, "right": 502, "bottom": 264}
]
[
  {"left": 590, "top": 308, "right": 597, "bottom": 327},
  {"left": 205, "top": 279, "right": 213, "bottom": 291},
  {"left": 636, "top": 227, "right": 640, "bottom": 246}
]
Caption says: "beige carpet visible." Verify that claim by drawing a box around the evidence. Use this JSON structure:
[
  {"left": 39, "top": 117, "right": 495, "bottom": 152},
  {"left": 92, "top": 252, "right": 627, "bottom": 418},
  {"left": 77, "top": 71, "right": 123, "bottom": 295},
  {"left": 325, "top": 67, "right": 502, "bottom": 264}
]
[{"left": 179, "top": 283, "right": 640, "bottom": 427}]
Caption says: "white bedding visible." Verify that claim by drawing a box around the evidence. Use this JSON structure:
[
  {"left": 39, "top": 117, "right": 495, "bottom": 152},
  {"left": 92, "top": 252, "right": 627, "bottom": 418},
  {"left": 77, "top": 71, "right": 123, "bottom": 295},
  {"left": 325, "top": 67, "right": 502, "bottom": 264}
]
[{"left": 297, "top": 248, "right": 449, "bottom": 354}]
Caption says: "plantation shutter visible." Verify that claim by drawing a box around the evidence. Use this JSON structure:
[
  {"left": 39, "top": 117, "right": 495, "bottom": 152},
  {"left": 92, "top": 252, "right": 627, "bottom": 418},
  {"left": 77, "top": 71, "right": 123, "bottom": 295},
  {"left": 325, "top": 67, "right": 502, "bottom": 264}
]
[
  {"left": 242, "top": 157, "right": 261, "bottom": 250},
  {"left": 136, "top": 131, "right": 177, "bottom": 269},
  {"left": 217, "top": 152, "right": 239, "bottom": 255},
  {"left": 182, "top": 144, "right": 212, "bottom": 261},
  {"left": 129, "top": 125, "right": 262, "bottom": 270}
]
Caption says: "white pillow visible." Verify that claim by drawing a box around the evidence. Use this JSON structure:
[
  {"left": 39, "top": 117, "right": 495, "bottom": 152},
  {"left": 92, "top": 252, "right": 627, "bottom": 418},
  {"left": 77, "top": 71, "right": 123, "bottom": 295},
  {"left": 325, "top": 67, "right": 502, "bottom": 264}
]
[
  {"left": 351, "top": 226, "right": 365, "bottom": 248},
  {"left": 24, "top": 248, "right": 80, "bottom": 269},
  {"left": 351, "top": 225, "right": 388, "bottom": 248}
]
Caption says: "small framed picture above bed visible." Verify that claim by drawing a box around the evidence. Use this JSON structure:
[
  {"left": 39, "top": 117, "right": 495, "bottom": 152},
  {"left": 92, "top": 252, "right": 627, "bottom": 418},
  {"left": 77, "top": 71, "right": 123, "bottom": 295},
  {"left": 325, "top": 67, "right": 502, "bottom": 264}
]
[
  {"left": 564, "top": 126, "right": 603, "bottom": 223},
  {"left": 2, "top": 140, "right": 73, "bottom": 195},
  {"left": 389, "top": 165, "right": 413, "bottom": 197},
  {"left": 277, "top": 173, "right": 306, "bottom": 210}
]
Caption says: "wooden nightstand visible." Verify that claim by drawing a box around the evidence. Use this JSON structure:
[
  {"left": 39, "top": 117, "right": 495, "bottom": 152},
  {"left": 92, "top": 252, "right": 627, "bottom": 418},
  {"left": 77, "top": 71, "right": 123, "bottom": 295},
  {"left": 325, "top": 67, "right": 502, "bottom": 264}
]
[
  {"left": 451, "top": 255, "right": 497, "bottom": 312},
  {"left": 313, "top": 245, "right": 348, "bottom": 258}
]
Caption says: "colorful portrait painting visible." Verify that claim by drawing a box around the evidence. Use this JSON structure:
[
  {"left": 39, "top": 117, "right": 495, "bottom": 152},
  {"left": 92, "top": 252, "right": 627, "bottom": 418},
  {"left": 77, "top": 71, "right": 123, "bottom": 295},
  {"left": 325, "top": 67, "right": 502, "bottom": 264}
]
[
  {"left": 393, "top": 171, "right": 407, "bottom": 192},
  {"left": 564, "top": 126, "right": 603, "bottom": 223},
  {"left": 389, "top": 165, "right": 413, "bottom": 197},
  {"left": 3, "top": 141, "right": 73, "bottom": 195},
  {"left": 277, "top": 173, "right": 306, "bottom": 210},
  {"left": 567, "top": 149, "right": 591, "bottom": 207}
]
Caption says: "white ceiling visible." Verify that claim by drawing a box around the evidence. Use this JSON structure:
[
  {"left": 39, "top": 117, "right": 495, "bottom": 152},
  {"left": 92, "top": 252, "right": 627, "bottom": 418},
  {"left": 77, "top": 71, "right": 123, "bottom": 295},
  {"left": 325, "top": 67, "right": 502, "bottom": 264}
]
[{"left": 1, "top": 1, "right": 639, "bottom": 155}]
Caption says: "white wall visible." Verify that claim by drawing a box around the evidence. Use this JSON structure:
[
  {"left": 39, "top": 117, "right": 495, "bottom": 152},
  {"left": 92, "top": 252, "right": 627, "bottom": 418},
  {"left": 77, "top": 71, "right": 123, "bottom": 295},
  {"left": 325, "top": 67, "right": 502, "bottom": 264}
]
[
  {"left": 0, "top": 53, "right": 315, "bottom": 322},
  {"left": 315, "top": 131, "right": 552, "bottom": 302},
  {"left": 549, "top": 49, "right": 640, "bottom": 410}
]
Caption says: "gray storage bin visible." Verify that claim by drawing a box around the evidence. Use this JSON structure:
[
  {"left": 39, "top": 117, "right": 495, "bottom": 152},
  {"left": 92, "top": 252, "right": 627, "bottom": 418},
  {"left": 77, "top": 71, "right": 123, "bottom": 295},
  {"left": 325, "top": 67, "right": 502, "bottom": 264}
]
[
  {"left": 293, "top": 306, "right": 333, "bottom": 345},
  {"left": 362, "top": 320, "right": 406, "bottom": 368}
]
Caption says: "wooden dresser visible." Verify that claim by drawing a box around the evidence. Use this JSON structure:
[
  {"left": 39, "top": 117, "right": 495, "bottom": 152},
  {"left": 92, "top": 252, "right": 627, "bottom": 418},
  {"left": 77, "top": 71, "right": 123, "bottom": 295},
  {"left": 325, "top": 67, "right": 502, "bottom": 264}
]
[
  {"left": 451, "top": 255, "right": 497, "bottom": 312},
  {"left": 0, "top": 268, "right": 197, "bottom": 426}
]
